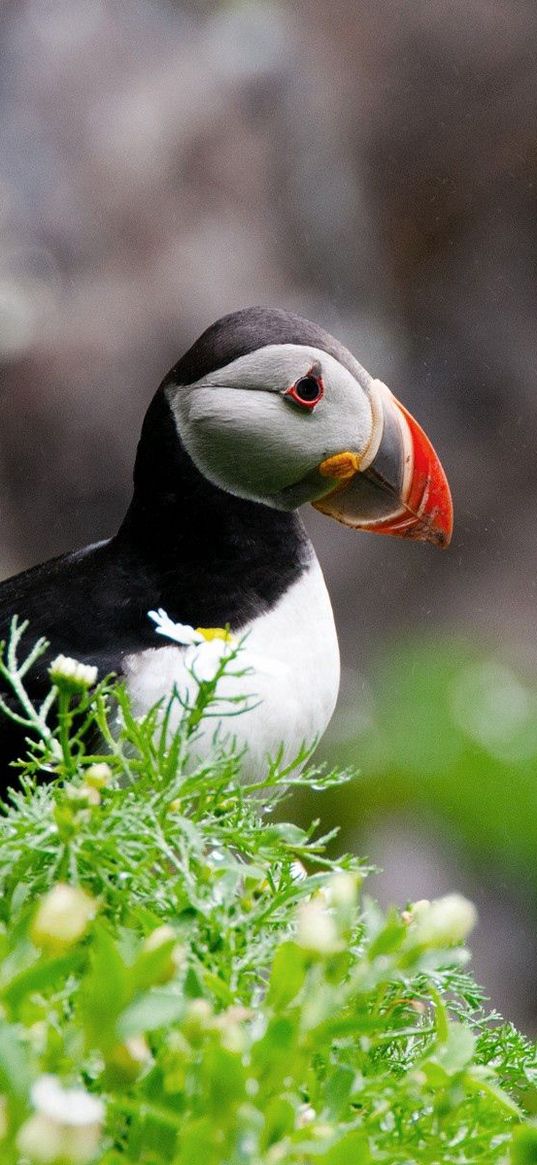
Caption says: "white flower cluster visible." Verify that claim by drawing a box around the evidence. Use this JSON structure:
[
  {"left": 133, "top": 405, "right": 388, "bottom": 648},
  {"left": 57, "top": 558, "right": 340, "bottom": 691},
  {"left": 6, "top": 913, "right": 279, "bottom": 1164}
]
[
  {"left": 48, "top": 655, "right": 98, "bottom": 693},
  {"left": 17, "top": 1075, "right": 104, "bottom": 1164}
]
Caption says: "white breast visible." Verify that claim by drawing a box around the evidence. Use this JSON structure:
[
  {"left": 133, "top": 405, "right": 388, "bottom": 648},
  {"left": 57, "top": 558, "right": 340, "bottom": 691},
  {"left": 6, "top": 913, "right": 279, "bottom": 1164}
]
[{"left": 123, "top": 555, "right": 340, "bottom": 777}]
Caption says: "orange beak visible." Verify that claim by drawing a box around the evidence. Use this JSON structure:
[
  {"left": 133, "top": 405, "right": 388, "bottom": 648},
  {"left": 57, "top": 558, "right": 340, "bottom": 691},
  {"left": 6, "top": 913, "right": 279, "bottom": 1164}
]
[{"left": 312, "top": 380, "right": 453, "bottom": 548}]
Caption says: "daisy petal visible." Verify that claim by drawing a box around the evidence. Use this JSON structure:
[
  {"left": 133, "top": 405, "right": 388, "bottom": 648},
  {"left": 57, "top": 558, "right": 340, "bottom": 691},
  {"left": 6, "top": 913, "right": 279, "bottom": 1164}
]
[
  {"left": 186, "top": 639, "right": 231, "bottom": 682},
  {"left": 148, "top": 610, "right": 203, "bottom": 646}
]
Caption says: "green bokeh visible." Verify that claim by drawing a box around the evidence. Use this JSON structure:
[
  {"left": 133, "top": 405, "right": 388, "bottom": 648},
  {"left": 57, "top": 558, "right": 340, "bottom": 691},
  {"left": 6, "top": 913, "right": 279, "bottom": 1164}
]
[{"left": 296, "top": 639, "right": 537, "bottom": 899}]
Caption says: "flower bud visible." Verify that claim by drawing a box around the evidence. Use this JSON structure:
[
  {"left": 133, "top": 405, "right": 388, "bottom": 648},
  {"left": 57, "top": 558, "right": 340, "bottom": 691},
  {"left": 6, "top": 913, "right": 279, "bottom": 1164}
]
[
  {"left": 183, "top": 999, "right": 214, "bottom": 1044},
  {"left": 319, "top": 871, "right": 361, "bottom": 933},
  {"left": 296, "top": 898, "right": 341, "bottom": 955},
  {"left": 17, "top": 1075, "right": 104, "bottom": 1164},
  {"left": 65, "top": 784, "right": 100, "bottom": 808},
  {"left": 31, "top": 885, "right": 97, "bottom": 954},
  {"left": 142, "top": 925, "right": 184, "bottom": 983},
  {"left": 108, "top": 1037, "right": 151, "bottom": 1081},
  {"left": 324, "top": 872, "right": 360, "bottom": 908},
  {"left": 406, "top": 893, "right": 477, "bottom": 946},
  {"left": 213, "top": 1006, "right": 250, "bottom": 1053},
  {"left": 297, "top": 1104, "right": 316, "bottom": 1128},
  {"left": 49, "top": 656, "right": 98, "bottom": 694},
  {"left": 84, "top": 763, "right": 112, "bottom": 789}
]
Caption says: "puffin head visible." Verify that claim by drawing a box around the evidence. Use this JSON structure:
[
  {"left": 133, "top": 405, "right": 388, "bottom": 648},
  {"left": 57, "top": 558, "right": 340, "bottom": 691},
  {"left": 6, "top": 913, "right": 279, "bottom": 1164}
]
[{"left": 163, "top": 307, "right": 453, "bottom": 547}]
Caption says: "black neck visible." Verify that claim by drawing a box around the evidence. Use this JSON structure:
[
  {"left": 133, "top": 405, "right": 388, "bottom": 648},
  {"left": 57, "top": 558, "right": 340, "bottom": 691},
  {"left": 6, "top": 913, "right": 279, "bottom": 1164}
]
[{"left": 115, "top": 388, "right": 311, "bottom": 629}]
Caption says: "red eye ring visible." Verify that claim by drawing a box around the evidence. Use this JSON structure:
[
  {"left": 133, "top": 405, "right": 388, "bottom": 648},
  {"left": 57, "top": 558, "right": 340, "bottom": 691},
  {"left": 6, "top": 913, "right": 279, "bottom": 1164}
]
[{"left": 284, "top": 370, "right": 324, "bottom": 410}]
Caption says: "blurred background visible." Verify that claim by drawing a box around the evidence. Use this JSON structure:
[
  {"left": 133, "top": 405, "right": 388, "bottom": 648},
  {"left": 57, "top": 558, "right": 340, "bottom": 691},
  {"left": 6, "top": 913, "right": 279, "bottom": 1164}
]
[{"left": 1, "top": 0, "right": 537, "bottom": 1028}]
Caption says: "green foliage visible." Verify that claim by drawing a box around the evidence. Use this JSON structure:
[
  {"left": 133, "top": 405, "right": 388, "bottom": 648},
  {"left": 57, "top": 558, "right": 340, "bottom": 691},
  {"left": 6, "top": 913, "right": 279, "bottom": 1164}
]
[
  {"left": 324, "top": 640, "right": 537, "bottom": 889},
  {"left": 0, "top": 622, "right": 535, "bottom": 1162}
]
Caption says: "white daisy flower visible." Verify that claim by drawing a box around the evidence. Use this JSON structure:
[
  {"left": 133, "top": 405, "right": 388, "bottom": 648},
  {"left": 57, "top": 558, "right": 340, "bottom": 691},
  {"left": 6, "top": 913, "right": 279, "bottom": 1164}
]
[
  {"left": 148, "top": 608, "right": 236, "bottom": 683},
  {"left": 148, "top": 609, "right": 285, "bottom": 684}
]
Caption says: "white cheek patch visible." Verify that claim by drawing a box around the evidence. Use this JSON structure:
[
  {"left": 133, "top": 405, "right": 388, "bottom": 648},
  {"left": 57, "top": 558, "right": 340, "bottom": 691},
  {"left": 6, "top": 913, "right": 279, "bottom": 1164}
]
[
  {"left": 165, "top": 343, "right": 375, "bottom": 505},
  {"left": 176, "top": 388, "right": 314, "bottom": 496}
]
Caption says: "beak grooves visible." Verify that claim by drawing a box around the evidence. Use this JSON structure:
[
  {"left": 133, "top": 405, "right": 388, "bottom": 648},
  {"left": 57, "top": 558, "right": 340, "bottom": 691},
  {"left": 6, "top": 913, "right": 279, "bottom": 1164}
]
[{"left": 313, "top": 380, "right": 453, "bottom": 548}]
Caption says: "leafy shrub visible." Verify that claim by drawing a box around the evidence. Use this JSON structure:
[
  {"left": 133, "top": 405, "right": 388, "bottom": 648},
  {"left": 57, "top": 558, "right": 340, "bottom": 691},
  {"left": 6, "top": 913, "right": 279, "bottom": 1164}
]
[{"left": 0, "top": 621, "right": 535, "bottom": 1163}]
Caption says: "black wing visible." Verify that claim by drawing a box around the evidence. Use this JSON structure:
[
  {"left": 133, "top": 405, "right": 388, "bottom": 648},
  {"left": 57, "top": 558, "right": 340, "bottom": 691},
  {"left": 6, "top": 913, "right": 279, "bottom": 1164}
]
[{"left": 0, "top": 538, "right": 163, "bottom": 781}]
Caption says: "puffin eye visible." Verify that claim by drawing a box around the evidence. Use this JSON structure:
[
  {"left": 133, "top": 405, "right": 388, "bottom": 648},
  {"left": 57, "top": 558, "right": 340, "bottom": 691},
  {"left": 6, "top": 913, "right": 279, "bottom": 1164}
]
[{"left": 284, "top": 371, "right": 324, "bottom": 410}]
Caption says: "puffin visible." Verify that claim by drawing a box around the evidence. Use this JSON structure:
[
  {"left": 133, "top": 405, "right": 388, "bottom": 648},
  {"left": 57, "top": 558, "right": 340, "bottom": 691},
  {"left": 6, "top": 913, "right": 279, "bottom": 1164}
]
[{"left": 0, "top": 307, "right": 452, "bottom": 785}]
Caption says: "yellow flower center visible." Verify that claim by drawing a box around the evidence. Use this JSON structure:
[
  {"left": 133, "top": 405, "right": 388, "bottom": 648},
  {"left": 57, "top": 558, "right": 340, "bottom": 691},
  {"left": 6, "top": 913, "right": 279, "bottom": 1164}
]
[{"left": 195, "top": 627, "right": 234, "bottom": 643}]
